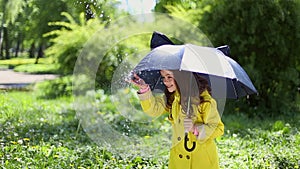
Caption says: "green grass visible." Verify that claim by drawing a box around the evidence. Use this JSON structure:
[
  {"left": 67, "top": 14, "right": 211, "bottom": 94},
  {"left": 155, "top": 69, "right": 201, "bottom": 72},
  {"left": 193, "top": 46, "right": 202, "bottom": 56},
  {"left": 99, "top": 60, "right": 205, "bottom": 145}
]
[
  {"left": 0, "top": 57, "right": 54, "bottom": 66},
  {"left": 0, "top": 65, "right": 8, "bottom": 69},
  {"left": 0, "top": 57, "right": 59, "bottom": 74},
  {"left": 1, "top": 91, "right": 299, "bottom": 168},
  {"left": 219, "top": 113, "right": 300, "bottom": 168},
  {"left": 0, "top": 91, "right": 168, "bottom": 168},
  {"left": 13, "top": 64, "right": 59, "bottom": 74}
]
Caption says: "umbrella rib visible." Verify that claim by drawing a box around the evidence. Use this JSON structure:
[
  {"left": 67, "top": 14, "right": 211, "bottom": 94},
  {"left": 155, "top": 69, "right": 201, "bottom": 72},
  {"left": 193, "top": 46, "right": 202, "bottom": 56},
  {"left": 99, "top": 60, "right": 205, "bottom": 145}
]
[
  {"left": 153, "top": 74, "right": 162, "bottom": 90},
  {"left": 241, "top": 84, "right": 250, "bottom": 96},
  {"left": 231, "top": 79, "right": 238, "bottom": 99},
  {"left": 186, "top": 73, "right": 193, "bottom": 117}
]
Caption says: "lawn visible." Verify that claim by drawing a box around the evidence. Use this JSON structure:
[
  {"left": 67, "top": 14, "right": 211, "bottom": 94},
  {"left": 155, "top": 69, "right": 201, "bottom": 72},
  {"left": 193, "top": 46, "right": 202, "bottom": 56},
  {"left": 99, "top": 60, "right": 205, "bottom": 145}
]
[
  {"left": 1, "top": 90, "right": 299, "bottom": 168},
  {"left": 0, "top": 58, "right": 59, "bottom": 74}
]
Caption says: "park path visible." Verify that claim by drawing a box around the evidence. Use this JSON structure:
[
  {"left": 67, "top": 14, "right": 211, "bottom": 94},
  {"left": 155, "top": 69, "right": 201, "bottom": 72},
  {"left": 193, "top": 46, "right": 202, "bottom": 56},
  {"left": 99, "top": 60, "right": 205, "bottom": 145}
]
[{"left": 0, "top": 69, "right": 58, "bottom": 89}]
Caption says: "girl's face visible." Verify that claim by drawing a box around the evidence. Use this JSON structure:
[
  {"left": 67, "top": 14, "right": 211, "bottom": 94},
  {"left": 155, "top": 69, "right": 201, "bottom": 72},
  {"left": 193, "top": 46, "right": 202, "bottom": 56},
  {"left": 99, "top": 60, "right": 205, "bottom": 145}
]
[{"left": 160, "top": 70, "right": 177, "bottom": 92}]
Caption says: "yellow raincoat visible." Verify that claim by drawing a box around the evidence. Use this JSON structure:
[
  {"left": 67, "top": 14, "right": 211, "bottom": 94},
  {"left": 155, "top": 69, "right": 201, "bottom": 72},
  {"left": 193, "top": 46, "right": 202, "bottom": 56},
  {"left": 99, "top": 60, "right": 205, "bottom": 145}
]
[{"left": 138, "top": 89, "right": 224, "bottom": 169}]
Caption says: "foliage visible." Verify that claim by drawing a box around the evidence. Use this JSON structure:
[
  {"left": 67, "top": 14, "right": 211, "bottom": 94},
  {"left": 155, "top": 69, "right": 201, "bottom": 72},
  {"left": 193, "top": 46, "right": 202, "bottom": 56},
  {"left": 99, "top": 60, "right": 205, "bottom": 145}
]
[
  {"left": 45, "top": 10, "right": 151, "bottom": 93},
  {"left": 34, "top": 76, "right": 73, "bottom": 99},
  {"left": 220, "top": 113, "right": 300, "bottom": 168},
  {"left": 2, "top": 0, "right": 26, "bottom": 24},
  {"left": 95, "top": 36, "right": 149, "bottom": 92},
  {"left": 92, "top": 89, "right": 169, "bottom": 137},
  {"left": 0, "top": 0, "right": 26, "bottom": 59},
  {"left": 44, "top": 12, "right": 103, "bottom": 75},
  {"left": 2, "top": 0, "right": 300, "bottom": 167},
  {"left": 201, "top": 0, "right": 300, "bottom": 116},
  {"left": 1, "top": 91, "right": 299, "bottom": 168},
  {"left": 0, "top": 91, "right": 168, "bottom": 168},
  {"left": 157, "top": 0, "right": 300, "bottom": 116},
  {"left": 163, "top": 0, "right": 211, "bottom": 26},
  {"left": 155, "top": 0, "right": 198, "bottom": 13},
  {"left": 0, "top": 0, "right": 71, "bottom": 59},
  {"left": 22, "top": 0, "right": 68, "bottom": 42},
  {"left": 65, "top": 0, "right": 123, "bottom": 21},
  {"left": 43, "top": 0, "right": 125, "bottom": 77}
]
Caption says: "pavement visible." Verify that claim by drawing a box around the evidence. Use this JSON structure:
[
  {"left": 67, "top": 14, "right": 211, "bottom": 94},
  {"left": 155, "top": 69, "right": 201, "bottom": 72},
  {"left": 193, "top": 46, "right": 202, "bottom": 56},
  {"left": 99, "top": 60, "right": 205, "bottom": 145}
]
[{"left": 0, "top": 69, "right": 58, "bottom": 89}]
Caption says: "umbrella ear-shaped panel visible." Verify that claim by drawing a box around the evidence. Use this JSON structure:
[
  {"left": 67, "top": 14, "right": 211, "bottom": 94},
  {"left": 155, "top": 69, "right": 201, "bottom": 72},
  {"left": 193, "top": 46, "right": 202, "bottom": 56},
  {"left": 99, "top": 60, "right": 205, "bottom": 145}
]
[{"left": 150, "top": 31, "right": 175, "bottom": 49}]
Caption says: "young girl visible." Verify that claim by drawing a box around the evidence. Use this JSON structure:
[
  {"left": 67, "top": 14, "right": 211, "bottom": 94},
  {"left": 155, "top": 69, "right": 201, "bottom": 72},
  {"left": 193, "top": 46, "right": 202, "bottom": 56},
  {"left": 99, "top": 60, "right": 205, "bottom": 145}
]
[{"left": 131, "top": 70, "right": 224, "bottom": 169}]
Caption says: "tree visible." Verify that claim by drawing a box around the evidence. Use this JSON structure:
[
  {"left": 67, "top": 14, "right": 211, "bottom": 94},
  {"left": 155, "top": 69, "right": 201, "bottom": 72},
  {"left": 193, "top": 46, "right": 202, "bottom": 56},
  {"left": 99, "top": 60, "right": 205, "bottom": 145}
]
[
  {"left": 44, "top": 12, "right": 102, "bottom": 74},
  {"left": 65, "top": 0, "right": 122, "bottom": 21},
  {"left": 200, "top": 0, "right": 300, "bottom": 116},
  {"left": 155, "top": 0, "right": 197, "bottom": 13},
  {"left": 44, "top": 0, "right": 122, "bottom": 74},
  {"left": 24, "top": 0, "right": 68, "bottom": 63},
  {"left": 0, "top": 0, "right": 25, "bottom": 59}
]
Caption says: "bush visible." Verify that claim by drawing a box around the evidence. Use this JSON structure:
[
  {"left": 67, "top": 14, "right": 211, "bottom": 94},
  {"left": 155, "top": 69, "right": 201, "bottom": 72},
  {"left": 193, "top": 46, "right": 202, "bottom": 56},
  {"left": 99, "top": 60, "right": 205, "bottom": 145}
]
[
  {"left": 161, "top": 0, "right": 300, "bottom": 116},
  {"left": 34, "top": 76, "right": 73, "bottom": 99},
  {"left": 198, "top": 0, "right": 300, "bottom": 116}
]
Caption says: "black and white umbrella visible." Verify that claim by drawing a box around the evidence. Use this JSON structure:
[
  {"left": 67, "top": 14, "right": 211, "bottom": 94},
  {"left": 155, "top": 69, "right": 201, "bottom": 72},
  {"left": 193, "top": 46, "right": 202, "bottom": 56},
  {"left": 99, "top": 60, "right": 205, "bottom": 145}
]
[{"left": 132, "top": 44, "right": 257, "bottom": 99}]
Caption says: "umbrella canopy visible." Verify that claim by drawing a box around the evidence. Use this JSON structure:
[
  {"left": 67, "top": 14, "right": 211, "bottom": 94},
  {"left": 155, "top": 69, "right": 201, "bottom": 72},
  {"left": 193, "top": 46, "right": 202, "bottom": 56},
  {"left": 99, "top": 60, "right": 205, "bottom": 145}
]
[{"left": 132, "top": 44, "right": 257, "bottom": 99}]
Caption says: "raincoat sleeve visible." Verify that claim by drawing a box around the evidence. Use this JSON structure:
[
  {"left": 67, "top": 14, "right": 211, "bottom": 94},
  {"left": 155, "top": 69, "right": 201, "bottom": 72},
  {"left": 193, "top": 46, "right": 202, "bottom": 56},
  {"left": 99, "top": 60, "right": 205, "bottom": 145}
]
[
  {"left": 196, "top": 99, "right": 224, "bottom": 143},
  {"left": 137, "top": 90, "right": 168, "bottom": 117}
]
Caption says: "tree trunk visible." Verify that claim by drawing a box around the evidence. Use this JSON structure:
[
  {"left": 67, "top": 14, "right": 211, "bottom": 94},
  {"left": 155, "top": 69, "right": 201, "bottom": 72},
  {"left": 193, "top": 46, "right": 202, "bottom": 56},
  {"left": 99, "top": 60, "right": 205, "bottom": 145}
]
[
  {"left": 0, "top": 1, "right": 6, "bottom": 60},
  {"left": 35, "top": 43, "right": 44, "bottom": 64},
  {"left": 0, "top": 42, "right": 3, "bottom": 59},
  {"left": 0, "top": 26, "right": 3, "bottom": 59},
  {"left": 28, "top": 42, "right": 35, "bottom": 58},
  {"left": 20, "top": 38, "right": 24, "bottom": 53},
  {"left": 14, "top": 33, "right": 21, "bottom": 58},
  {"left": 3, "top": 26, "right": 10, "bottom": 59}
]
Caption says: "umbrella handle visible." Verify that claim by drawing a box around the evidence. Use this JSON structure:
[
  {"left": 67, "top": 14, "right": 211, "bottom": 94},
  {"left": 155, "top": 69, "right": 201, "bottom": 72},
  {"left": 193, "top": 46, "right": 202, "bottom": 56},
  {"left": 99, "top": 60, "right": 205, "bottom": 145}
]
[{"left": 184, "top": 133, "right": 196, "bottom": 152}]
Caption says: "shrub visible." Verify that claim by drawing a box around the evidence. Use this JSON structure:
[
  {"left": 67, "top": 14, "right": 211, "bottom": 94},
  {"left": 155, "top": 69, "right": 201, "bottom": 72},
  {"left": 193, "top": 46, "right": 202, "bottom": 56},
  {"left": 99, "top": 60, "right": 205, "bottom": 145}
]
[{"left": 34, "top": 76, "right": 73, "bottom": 99}]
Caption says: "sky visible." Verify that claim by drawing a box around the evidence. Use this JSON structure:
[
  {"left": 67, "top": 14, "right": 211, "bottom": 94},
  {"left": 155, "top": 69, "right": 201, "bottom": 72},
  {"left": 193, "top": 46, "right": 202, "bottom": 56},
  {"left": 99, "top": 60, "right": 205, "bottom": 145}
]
[{"left": 118, "top": 0, "right": 156, "bottom": 14}]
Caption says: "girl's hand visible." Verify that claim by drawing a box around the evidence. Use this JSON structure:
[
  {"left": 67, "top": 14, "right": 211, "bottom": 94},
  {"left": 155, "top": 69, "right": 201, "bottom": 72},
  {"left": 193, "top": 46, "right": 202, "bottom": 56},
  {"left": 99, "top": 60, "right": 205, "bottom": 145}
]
[
  {"left": 128, "top": 73, "right": 149, "bottom": 93},
  {"left": 183, "top": 118, "right": 194, "bottom": 133},
  {"left": 184, "top": 117, "right": 201, "bottom": 136}
]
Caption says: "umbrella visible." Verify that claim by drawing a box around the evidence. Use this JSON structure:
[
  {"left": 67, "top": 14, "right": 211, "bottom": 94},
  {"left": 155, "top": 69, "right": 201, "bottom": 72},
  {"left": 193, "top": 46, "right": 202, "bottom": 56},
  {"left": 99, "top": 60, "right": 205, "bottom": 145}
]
[
  {"left": 130, "top": 43, "right": 257, "bottom": 152},
  {"left": 132, "top": 44, "right": 257, "bottom": 99}
]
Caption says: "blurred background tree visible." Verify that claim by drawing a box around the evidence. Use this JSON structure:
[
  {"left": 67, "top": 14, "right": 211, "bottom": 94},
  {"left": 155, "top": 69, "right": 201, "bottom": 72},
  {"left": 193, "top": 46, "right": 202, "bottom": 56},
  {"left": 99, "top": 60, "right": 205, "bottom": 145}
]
[{"left": 0, "top": 0, "right": 25, "bottom": 59}]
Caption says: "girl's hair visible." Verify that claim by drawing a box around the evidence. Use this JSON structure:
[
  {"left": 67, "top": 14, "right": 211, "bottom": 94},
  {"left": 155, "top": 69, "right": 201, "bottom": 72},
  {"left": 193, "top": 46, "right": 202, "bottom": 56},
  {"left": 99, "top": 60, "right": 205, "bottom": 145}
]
[
  {"left": 165, "top": 71, "right": 211, "bottom": 116},
  {"left": 194, "top": 73, "right": 212, "bottom": 98}
]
